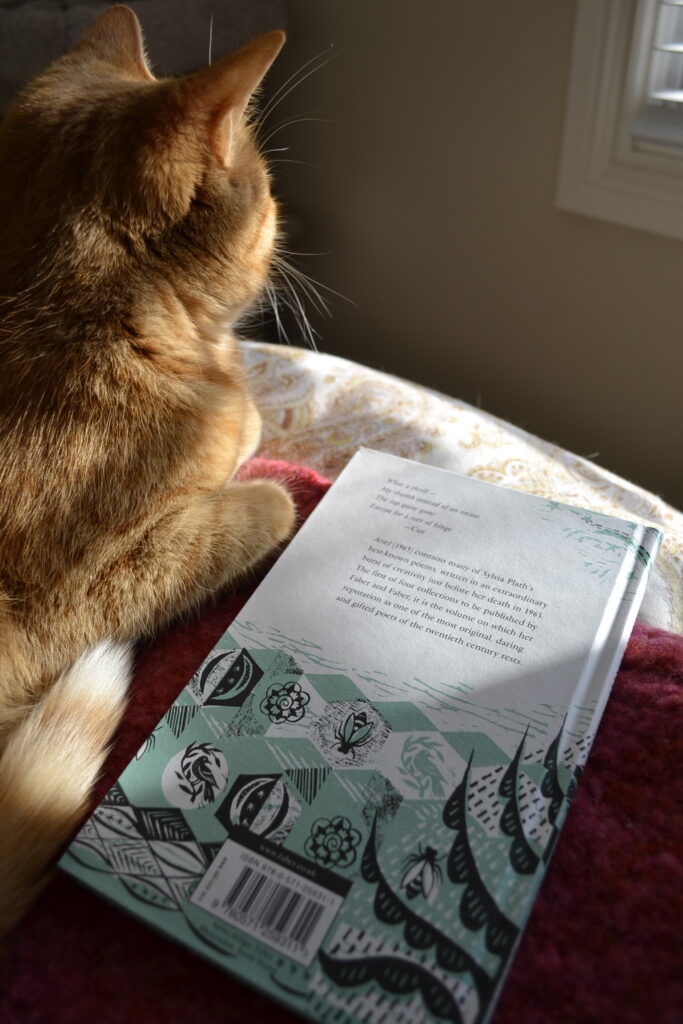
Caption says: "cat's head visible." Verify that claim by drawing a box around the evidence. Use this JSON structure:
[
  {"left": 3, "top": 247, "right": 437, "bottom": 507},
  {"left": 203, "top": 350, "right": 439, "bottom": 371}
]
[{"left": 0, "top": 6, "right": 284, "bottom": 333}]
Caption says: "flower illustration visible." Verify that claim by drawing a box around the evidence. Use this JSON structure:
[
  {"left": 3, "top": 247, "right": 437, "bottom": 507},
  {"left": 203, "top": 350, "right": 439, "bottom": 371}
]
[
  {"left": 304, "top": 816, "right": 361, "bottom": 869},
  {"left": 260, "top": 680, "right": 310, "bottom": 724}
]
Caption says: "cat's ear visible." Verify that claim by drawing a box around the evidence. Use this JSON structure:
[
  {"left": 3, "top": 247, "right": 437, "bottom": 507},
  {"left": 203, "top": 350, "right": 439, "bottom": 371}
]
[
  {"left": 182, "top": 32, "right": 285, "bottom": 168},
  {"left": 70, "top": 5, "right": 153, "bottom": 81}
]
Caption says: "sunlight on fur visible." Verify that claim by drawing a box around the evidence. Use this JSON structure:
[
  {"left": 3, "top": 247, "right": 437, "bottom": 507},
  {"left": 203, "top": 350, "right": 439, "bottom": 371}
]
[{"left": 0, "top": 5, "right": 295, "bottom": 939}]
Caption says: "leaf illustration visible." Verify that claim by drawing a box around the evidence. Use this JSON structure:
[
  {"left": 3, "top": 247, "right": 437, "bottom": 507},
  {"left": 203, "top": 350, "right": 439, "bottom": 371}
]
[
  {"left": 148, "top": 841, "right": 207, "bottom": 878},
  {"left": 198, "top": 652, "right": 233, "bottom": 694},
  {"left": 64, "top": 845, "right": 115, "bottom": 874},
  {"left": 138, "top": 808, "right": 194, "bottom": 842},
  {"left": 541, "top": 720, "right": 566, "bottom": 826},
  {"left": 497, "top": 727, "right": 540, "bottom": 876},
  {"left": 101, "top": 782, "right": 129, "bottom": 807},
  {"left": 92, "top": 805, "right": 143, "bottom": 841},
  {"left": 135, "top": 728, "right": 158, "bottom": 760},
  {"left": 107, "top": 840, "right": 159, "bottom": 877},
  {"left": 443, "top": 754, "right": 519, "bottom": 958},
  {"left": 194, "top": 649, "right": 263, "bottom": 707},
  {"left": 318, "top": 951, "right": 463, "bottom": 1023},
  {"left": 544, "top": 762, "right": 583, "bottom": 865},
  {"left": 119, "top": 875, "right": 178, "bottom": 910}
]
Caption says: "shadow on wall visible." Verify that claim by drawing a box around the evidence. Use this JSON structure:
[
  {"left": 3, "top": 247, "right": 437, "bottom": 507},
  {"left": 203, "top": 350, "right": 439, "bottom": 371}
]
[
  {"left": 0, "top": 0, "right": 678, "bottom": 510},
  {"left": 261, "top": 0, "right": 681, "bottom": 511}
]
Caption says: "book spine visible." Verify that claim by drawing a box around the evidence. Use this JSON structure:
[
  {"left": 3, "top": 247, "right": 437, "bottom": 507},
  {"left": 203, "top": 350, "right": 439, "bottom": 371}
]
[
  {"left": 562, "top": 522, "right": 662, "bottom": 773},
  {"left": 481, "top": 523, "right": 662, "bottom": 1024}
]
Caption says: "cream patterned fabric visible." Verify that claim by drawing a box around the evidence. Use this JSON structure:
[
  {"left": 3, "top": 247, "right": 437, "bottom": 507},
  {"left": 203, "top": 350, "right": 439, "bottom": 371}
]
[{"left": 244, "top": 341, "right": 683, "bottom": 635}]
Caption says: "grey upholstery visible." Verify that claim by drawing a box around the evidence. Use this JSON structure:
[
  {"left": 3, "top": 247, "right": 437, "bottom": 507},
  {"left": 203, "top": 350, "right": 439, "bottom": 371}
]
[{"left": 0, "top": 0, "right": 285, "bottom": 113}]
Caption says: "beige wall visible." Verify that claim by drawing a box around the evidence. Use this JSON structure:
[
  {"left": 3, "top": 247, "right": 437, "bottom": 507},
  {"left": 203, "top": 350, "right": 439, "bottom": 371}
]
[{"left": 266, "top": 0, "right": 681, "bottom": 508}]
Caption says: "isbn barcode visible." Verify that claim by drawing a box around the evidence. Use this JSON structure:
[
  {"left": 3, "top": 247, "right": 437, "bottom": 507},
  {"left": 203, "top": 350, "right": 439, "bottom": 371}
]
[
  {"left": 224, "top": 865, "right": 325, "bottom": 948},
  {"left": 191, "top": 837, "right": 345, "bottom": 965}
]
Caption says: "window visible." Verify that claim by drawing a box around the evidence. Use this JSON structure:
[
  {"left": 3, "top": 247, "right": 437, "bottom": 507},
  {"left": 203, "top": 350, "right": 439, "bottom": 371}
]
[
  {"left": 633, "top": 0, "right": 683, "bottom": 147},
  {"left": 557, "top": 0, "right": 683, "bottom": 240}
]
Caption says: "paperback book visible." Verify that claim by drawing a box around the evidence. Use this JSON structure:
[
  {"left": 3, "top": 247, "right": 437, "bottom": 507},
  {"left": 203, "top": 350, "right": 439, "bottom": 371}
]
[{"left": 61, "top": 449, "right": 661, "bottom": 1024}]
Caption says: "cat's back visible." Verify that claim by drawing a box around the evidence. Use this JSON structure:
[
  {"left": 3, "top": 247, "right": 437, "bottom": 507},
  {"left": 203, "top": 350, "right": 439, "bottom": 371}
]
[{"left": 0, "top": 10, "right": 284, "bottom": 579}]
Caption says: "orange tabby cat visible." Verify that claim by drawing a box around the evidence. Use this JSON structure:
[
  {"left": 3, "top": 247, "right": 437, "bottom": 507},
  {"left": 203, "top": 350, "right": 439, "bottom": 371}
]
[{"left": 0, "top": 6, "right": 295, "bottom": 938}]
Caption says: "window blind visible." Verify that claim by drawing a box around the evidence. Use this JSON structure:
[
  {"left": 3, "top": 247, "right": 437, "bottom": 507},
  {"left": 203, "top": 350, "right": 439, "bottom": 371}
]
[{"left": 632, "top": 0, "right": 683, "bottom": 146}]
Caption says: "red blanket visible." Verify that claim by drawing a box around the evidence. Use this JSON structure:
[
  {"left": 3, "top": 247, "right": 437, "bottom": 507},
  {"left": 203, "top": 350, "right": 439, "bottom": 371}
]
[{"left": 1, "top": 460, "right": 682, "bottom": 1024}]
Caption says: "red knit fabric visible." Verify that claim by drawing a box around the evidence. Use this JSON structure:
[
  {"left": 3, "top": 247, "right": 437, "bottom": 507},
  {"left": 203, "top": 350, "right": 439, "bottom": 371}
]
[{"left": 1, "top": 459, "right": 681, "bottom": 1024}]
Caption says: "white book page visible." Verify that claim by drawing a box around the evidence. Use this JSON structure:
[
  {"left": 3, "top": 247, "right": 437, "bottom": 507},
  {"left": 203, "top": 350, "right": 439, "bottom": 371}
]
[{"left": 229, "top": 449, "right": 660, "bottom": 758}]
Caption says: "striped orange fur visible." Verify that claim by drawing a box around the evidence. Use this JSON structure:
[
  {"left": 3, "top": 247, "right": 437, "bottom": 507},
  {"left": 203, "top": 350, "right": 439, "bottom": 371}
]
[{"left": 0, "top": 6, "right": 293, "bottom": 938}]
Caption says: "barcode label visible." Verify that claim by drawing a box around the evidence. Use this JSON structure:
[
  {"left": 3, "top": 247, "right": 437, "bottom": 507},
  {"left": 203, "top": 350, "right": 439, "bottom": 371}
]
[{"left": 191, "top": 837, "right": 345, "bottom": 965}]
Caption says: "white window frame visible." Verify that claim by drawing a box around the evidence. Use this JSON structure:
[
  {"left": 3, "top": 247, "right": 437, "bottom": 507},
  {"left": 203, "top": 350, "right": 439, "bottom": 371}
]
[{"left": 557, "top": 0, "right": 683, "bottom": 241}]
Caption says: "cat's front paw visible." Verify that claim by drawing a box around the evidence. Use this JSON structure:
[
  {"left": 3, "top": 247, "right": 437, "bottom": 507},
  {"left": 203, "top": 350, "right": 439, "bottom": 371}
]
[
  {"left": 256, "top": 479, "right": 296, "bottom": 546},
  {"left": 217, "top": 478, "right": 296, "bottom": 581}
]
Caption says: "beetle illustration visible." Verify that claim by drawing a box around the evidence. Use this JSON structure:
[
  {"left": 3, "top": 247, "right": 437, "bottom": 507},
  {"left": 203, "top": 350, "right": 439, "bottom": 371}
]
[
  {"left": 400, "top": 845, "right": 443, "bottom": 902},
  {"left": 334, "top": 709, "right": 375, "bottom": 758}
]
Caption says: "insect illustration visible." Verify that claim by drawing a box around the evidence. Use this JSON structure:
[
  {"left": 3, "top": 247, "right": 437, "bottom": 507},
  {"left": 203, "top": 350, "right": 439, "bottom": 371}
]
[
  {"left": 334, "top": 709, "right": 376, "bottom": 758},
  {"left": 400, "top": 845, "right": 444, "bottom": 902}
]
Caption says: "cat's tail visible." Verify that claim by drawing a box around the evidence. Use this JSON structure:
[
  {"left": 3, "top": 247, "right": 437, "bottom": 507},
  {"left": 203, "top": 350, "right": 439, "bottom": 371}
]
[{"left": 0, "top": 640, "right": 132, "bottom": 940}]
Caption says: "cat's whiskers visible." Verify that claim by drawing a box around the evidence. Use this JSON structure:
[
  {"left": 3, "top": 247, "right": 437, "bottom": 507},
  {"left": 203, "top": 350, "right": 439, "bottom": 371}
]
[
  {"left": 263, "top": 280, "right": 291, "bottom": 346},
  {"left": 275, "top": 258, "right": 331, "bottom": 321},
  {"left": 268, "top": 158, "right": 322, "bottom": 172},
  {"left": 274, "top": 251, "right": 354, "bottom": 309},
  {"left": 252, "top": 49, "right": 348, "bottom": 352},
  {"left": 264, "top": 256, "right": 316, "bottom": 350},
  {"left": 264, "top": 248, "right": 357, "bottom": 352},
  {"left": 275, "top": 266, "right": 319, "bottom": 352},
  {"left": 255, "top": 48, "right": 335, "bottom": 130},
  {"left": 259, "top": 114, "right": 332, "bottom": 150}
]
